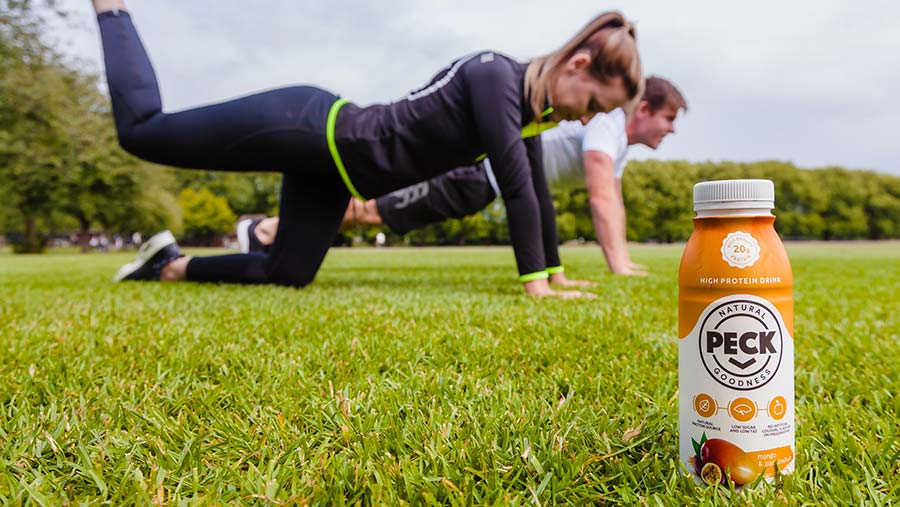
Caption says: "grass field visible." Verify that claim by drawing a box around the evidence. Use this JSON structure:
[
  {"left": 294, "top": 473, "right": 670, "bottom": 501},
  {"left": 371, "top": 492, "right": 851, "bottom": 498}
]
[{"left": 1, "top": 243, "right": 899, "bottom": 505}]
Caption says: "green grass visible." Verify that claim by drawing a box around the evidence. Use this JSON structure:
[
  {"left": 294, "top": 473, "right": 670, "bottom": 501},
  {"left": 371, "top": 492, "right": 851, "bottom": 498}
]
[{"left": 1, "top": 243, "right": 899, "bottom": 505}]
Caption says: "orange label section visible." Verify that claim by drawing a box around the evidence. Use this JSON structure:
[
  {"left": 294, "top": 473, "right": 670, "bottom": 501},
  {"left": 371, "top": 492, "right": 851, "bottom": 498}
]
[
  {"left": 677, "top": 216, "right": 794, "bottom": 338},
  {"left": 749, "top": 446, "right": 794, "bottom": 477}
]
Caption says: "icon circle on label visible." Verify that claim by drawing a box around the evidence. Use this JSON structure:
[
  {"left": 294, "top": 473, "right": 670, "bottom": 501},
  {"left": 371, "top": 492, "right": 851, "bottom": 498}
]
[
  {"left": 728, "top": 397, "right": 757, "bottom": 422},
  {"left": 694, "top": 393, "right": 717, "bottom": 418},
  {"left": 768, "top": 396, "right": 787, "bottom": 420},
  {"left": 721, "top": 231, "right": 761, "bottom": 268}
]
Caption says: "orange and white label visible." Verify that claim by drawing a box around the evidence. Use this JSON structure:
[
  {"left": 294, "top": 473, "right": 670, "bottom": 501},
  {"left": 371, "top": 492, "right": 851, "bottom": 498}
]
[{"left": 679, "top": 294, "right": 794, "bottom": 480}]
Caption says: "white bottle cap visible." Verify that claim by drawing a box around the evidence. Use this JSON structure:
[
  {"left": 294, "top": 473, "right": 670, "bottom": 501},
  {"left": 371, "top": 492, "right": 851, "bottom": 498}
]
[{"left": 693, "top": 179, "right": 775, "bottom": 211}]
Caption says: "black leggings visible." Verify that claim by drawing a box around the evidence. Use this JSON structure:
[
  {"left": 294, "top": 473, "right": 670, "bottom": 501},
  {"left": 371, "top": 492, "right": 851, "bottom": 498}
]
[{"left": 99, "top": 11, "right": 350, "bottom": 287}]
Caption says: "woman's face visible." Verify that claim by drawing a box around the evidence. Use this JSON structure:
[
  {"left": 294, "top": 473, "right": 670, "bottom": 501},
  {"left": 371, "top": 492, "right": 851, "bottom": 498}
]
[{"left": 549, "top": 52, "right": 630, "bottom": 121}]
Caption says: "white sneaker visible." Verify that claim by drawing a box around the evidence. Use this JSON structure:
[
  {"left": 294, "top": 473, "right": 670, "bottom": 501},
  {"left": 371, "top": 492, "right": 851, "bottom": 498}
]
[
  {"left": 236, "top": 218, "right": 269, "bottom": 254},
  {"left": 112, "top": 230, "right": 182, "bottom": 281}
]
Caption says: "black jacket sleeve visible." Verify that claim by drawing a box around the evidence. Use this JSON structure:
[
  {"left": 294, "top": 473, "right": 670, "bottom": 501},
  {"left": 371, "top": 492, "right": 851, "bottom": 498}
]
[
  {"left": 524, "top": 135, "right": 561, "bottom": 269},
  {"left": 464, "top": 55, "right": 545, "bottom": 278}
]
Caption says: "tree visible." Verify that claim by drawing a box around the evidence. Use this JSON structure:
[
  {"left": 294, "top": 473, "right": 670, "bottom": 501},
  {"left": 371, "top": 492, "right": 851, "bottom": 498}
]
[
  {"left": 866, "top": 175, "right": 900, "bottom": 239},
  {"left": 54, "top": 75, "right": 181, "bottom": 250},
  {"left": 177, "top": 187, "right": 236, "bottom": 245},
  {"left": 174, "top": 171, "right": 282, "bottom": 217},
  {"left": 1, "top": 2, "right": 181, "bottom": 251},
  {"left": 0, "top": 4, "right": 69, "bottom": 251}
]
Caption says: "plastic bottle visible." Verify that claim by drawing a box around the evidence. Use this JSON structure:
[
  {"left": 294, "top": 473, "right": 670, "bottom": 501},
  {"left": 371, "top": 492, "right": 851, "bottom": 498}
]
[{"left": 678, "top": 179, "right": 794, "bottom": 486}]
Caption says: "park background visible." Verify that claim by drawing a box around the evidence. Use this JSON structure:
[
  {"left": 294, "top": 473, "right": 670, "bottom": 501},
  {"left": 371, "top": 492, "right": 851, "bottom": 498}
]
[
  {"left": 2, "top": 1, "right": 900, "bottom": 251},
  {"left": 2, "top": 2, "right": 900, "bottom": 505}
]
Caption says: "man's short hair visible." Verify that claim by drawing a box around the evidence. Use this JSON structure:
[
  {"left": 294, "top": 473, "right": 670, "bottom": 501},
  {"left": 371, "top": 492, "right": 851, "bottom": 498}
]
[{"left": 643, "top": 76, "right": 687, "bottom": 113}]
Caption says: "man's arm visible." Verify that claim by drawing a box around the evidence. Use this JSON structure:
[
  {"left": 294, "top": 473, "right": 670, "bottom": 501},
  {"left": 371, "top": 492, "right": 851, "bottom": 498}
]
[{"left": 583, "top": 151, "right": 647, "bottom": 276}]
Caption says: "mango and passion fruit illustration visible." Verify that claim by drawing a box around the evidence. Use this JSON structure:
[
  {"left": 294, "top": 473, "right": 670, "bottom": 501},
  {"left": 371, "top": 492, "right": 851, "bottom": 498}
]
[{"left": 691, "top": 433, "right": 761, "bottom": 486}]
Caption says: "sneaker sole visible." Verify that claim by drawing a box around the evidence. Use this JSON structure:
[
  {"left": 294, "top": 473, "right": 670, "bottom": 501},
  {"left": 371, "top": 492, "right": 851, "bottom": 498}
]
[{"left": 112, "top": 230, "right": 177, "bottom": 281}]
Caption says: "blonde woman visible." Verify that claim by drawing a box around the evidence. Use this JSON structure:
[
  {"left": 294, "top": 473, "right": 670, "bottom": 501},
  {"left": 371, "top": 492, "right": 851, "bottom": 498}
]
[
  {"left": 242, "top": 77, "right": 687, "bottom": 280},
  {"left": 95, "top": 0, "right": 641, "bottom": 297}
]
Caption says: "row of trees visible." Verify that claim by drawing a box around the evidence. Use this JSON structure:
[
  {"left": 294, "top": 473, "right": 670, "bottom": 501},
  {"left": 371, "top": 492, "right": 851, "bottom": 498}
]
[
  {"left": 362, "top": 161, "right": 900, "bottom": 246},
  {"left": 619, "top": 161, "right": 900, "bottom": 242}
]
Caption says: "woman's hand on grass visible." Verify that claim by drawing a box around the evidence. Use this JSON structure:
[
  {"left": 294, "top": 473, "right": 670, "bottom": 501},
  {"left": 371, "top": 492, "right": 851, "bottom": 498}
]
[
  {"left": 549, "top": 272, "right": 597, "bottom": 287},
  {"left": 523, "top": 279, "right": 597, "bottom": 298}
]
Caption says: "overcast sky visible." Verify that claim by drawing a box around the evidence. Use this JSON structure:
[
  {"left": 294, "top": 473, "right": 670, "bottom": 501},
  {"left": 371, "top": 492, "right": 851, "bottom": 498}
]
[{"left": 49, "top": 0, "right": 900, "bottom": 175}]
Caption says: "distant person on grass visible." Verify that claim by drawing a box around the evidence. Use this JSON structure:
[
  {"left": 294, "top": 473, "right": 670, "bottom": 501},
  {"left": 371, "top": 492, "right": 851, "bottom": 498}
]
[
  {"left": 239, "top": 77, "right": 687, "bottom": 279},
  {"left": 95, "top": 0, "right": 643, "bottom": 298}
]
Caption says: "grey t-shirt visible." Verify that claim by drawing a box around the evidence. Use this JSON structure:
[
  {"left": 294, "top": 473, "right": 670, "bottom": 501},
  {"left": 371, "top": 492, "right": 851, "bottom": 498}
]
[{"left": 540, "top": 108, "right": 628, "bottom": 188}]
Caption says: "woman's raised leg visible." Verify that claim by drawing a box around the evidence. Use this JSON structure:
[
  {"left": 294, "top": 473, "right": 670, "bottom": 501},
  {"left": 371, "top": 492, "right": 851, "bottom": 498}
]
[
  {"left": 95, "top": 8, "right": 337, "bottom": 175},
  {"left": 97, "top": 4, "right": 349, "bottom": 286}
]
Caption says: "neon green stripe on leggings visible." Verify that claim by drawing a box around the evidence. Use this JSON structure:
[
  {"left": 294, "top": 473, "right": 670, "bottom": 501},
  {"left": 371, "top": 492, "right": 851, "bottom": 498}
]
[
  {"left": 546, "top": 266, "right": 564, "bottom": 274},
  {"left": 518, "top": 271, "right": 549, "bottom": 283},
  {"left": 326, "top": 98, "right": 364, "bottom": 200}
]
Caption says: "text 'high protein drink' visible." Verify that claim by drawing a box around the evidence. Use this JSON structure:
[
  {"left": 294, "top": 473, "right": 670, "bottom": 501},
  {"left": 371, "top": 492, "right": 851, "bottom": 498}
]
[{"left": 678, "top": 179, "right": 794, "bottom": 486}]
